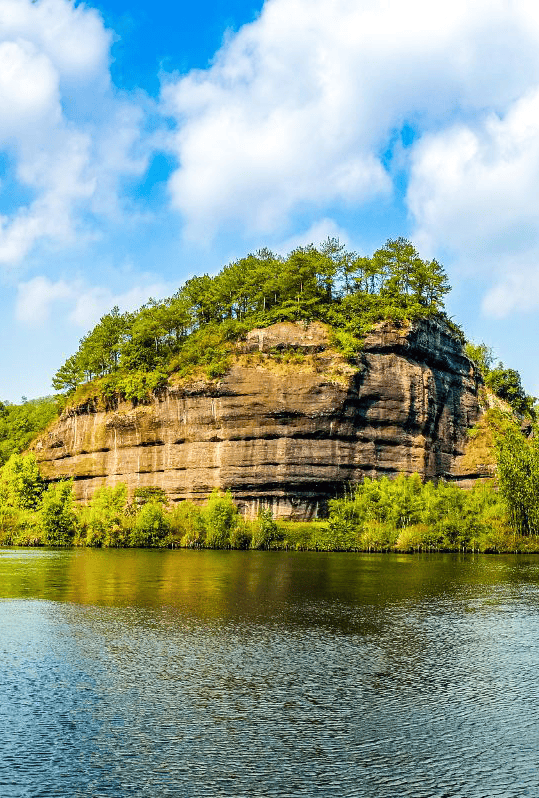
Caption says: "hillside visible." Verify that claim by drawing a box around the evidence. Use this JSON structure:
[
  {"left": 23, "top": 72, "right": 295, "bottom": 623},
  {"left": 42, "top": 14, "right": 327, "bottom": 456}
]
[{"left": 32, "top": 317, "right": 483, "bottom": 519}]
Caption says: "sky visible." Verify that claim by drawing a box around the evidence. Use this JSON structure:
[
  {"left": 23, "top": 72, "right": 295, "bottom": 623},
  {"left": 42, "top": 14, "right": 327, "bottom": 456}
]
[{"left": 1, "top": 0, "right": 539, "bottom": 402}]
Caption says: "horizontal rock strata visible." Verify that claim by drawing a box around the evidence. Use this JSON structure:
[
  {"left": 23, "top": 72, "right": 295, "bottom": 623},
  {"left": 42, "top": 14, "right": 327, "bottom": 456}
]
[{"left": 33, "top": 319, "right": 483, "bottom": 519}]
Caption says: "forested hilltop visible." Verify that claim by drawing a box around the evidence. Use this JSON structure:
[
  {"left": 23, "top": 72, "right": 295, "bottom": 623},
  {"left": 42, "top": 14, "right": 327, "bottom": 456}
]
[
  {"left": 0, "top": 236, "right": 533, "bottom": 465},
  {"left": 1, "top": 236, "right": 539, "bottom": 552},
  {"left": 52, "top": 237, "right": 453, "bottom": 402}
]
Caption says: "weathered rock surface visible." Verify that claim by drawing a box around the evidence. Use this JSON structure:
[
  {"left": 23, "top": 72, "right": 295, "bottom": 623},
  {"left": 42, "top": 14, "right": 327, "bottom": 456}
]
[{"left": 32, "top": 319, "right": 483, "bottom": 519}]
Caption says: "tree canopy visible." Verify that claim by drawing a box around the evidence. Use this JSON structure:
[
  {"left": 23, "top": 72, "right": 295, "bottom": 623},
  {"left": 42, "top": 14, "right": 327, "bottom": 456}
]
[
  {"left": 465, "top": 341, "right": 535, "bottom": 417},
  {"left": 53, "top": 237, "right": 453, "bottom": 399},
  {"left": 0, "top": 397, "right": 58, "bottom": 466}
]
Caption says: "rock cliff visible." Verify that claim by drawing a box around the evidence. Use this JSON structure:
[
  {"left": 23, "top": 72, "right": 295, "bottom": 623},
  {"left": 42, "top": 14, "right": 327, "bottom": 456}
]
[{"left": 32, "top": 319, "right": 483, "bottom": 519}]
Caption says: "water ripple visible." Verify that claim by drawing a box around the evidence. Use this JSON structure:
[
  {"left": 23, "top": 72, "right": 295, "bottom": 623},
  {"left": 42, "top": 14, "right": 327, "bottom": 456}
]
[{"left": 1, "top": 551, "right": 539, "bottom": 796}]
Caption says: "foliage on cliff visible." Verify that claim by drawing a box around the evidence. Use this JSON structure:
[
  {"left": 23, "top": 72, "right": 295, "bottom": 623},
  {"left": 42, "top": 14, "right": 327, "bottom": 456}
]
[
  {"left": 464, "top": 341, "right": 535, "bottom": 417},
  {"left": 53, "top": 237, "right": 452, "bottom": 401},
  {"left": 0, "top": 396, "right": 58, "bottom": 466}
]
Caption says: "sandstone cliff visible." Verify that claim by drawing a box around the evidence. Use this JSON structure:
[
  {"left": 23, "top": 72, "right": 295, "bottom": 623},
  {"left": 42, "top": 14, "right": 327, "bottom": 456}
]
[{"left": 32, "top": 319, "right": 483, "bottom": 519}]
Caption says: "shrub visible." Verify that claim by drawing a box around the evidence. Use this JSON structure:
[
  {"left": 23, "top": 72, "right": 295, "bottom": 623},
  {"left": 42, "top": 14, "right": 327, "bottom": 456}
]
[
  {"left": 41, "top": 481, "right": 77, "bottom": 546},
  {"left": 129, "top": 502, "right": 172, "bottom": 547},
  {"left": 0, "top": 453, "right": 45, "bottom": 510},
  {"left": 250, "top": 507, "right": 284, "bottom": 549},
  {"left": 81, "top": 483, "right": 129, "bottom": 547},
  {"left": 203, "top": 490, "right": 238, "bottom": 548},
  {"left": 230, "top": 519, "right": 252, "bottom": 549},
  {"left": 169, "top": 501, "right": 206, "bottom": 547}
]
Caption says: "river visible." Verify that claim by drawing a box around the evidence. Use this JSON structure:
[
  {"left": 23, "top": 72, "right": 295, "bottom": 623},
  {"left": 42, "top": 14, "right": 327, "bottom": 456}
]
[{"left": 1, "top": 548, "right": 539, "bottom": 797}]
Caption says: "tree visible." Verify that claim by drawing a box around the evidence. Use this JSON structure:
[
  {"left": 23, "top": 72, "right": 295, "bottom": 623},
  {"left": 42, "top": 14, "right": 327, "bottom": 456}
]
[
  {"left": 0, "top": 397, "right": 58, "bottom": 466},
  {"left": 129, "top": 502, "right": 171, "bottom": 547},
  {"left": 50, "top": 235, "right": 455, "bottom": 401},
  {"left": 0, "top": 453, "right": 45, "bottom": 510},
  {"left": 52, "top": 354, "right": 84, "bottom": 393},
  {"left": 203, "top": 489, "right": 238, "bottom": 548},
  {"left": 83, "top": 483, "right": 128, "bottom": 547},
  {"left": 464, "top": 342, "right": 494, "bottom": 376},
  {"left": 41, "top": 481, "right": 77, "bottom": 545},
  {"left": 251, "top": 507, "right": 283, "bottom": 549},
  {"left": 487, "top": 366, "right": 533, "bottom": 416},
  {"left": 494, "top": 418, "right": 539, "bottom": 535}
]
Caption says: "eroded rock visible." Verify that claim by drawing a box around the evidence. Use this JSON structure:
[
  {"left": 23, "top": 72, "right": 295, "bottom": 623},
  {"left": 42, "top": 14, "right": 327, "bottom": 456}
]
[{"left": 32, "top": 319, "right": 483, "bottom": 519}]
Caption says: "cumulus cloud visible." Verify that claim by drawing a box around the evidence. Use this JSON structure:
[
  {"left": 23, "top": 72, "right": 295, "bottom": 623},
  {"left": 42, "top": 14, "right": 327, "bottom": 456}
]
[
  {"left": 407, "top": 87, "right": 539, "bottom": 315},
  {"left": 15, "top": 275, "right": 72, "bottom": 324},
  {"left": 0, "top": 0, "right": 147, "bottom": 266},
  {"left": 162, "top": 0, "right": 539, "bottom": 242},
  {"left": 274, "top": 218, "right": 352, "bottom": 256},
  {"left": 16, "top": 274, "right": 171, "bottom": 328}
]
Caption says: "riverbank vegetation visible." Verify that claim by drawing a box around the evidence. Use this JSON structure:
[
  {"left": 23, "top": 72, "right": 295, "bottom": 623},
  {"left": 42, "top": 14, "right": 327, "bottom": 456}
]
[{"left": 2, "top": 409, "right": 539, "bottom": 553}]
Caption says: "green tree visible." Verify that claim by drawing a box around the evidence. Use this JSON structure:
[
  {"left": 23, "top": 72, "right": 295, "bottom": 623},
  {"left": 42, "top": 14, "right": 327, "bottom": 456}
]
[
  {"left": 52, "top": 354, "right": 84, "bottom": 393},
  {"left": 0, "top": 453, "right": 45, "bottom": 510},
  {"left": 465, "top": 342, "right": 494, "bottom": 376},
  {"left": 251, "top": 507, "right": 283, "bottom": 549},
  {"left": 0, "top": 397, "right": 58, "bottom": 465},
  {"left": 487, "top": 366, "right": 533, "bottom": 416},
  {"left": 51, "top": 235, "right": 456, "bottom": 402},
  {"left": 41, "top": 481, "right": 77, "bottom": 545},
  {"left": 203, "top": 489, "right": 238, "bottom": 548},
  {"left": 129, "top": 502, "right": 171, "bottom": 547},
  {"left": 494, "top": 418, "right": 539, "bottom": 536},
  {"left": 82, "top": 483, "right": 128, "bottom": 547}
]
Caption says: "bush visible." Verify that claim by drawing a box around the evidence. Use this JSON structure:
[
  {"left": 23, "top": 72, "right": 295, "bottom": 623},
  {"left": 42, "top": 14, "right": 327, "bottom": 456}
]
[
  {"left": 0, "top": 453, "right": 45, "bottom": 510},
  {"left": 129, "top": 502, "right": 172, "bottom": 547},
  {"left": 169, "top": 501, "right": 206, "bottom": 547},
  {"left": 250, "top": 507, "right": 284, "bottom": 549},
  {"left": 203, "top": 490, "right": 238, "bottom": 548},
  {"left": 41, "top": 481, "right": 77, "bottom": 546},
  {"left": 230, "top": 519, "right": 252, "bottom": 549},
  {"left": 80, "top": 483, "right": 129, "bottom": 547}
]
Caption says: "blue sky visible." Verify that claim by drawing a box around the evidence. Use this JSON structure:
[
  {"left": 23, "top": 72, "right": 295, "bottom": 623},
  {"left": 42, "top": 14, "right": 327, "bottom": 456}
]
[{"left": 1, "top": 0, "right": 539, "bottom": 401}]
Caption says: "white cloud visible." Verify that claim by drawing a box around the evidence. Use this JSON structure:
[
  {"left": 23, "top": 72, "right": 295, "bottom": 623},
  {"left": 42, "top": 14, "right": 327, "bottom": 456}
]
[
  {"left": 481, "top": 263, "right": 539, "bottom": 319},
  {"left": 407, "top": 87, "right": 539, "bottom": 315},
  {"left": 15, "top": 275, "right": 72, "bottom": 324},
  {"left": 274, "top": 218, "right": 351, "bottom": 255},
  {"left": 16, "top": 274, "right": 171, "bottom": 328},
  {"left": 67, "top": 281, "right": 171, "bottom": 328},
  {"left": 0, "top": 0, "right": 147, "bottom": 267},
  {"left": 162, "top": 0, "right": 539, "bottom": 242}
]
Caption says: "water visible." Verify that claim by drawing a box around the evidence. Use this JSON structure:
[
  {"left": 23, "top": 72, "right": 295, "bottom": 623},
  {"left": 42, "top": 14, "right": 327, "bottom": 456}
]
[{"left": 1, "top": 549, "right": 539, "bottom": 797}]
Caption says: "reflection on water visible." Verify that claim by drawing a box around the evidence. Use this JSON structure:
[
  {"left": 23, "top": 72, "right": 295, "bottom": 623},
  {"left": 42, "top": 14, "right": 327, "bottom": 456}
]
[{"left": 1, "top": 549, "right": 539, "bottom": 796}]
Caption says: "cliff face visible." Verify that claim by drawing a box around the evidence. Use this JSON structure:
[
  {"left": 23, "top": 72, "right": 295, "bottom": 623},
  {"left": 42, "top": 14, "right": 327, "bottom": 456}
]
[{"left": 33, "top": 319, "right": 483, "bottom": 519}]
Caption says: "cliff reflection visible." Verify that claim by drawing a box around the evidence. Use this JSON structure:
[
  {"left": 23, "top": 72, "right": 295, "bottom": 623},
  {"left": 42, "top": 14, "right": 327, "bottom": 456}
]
[{"left": 2, "top": 549, "right": 539, "bottom": 635}]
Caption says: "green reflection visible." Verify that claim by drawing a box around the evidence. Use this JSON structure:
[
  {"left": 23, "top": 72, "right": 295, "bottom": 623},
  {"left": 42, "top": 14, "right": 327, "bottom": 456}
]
[{"left": 2, "top": 549, "right": 539, "bottom": 630}]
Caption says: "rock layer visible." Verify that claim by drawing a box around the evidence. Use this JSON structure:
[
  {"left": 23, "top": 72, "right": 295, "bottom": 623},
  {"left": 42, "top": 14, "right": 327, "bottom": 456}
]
[{"left": 33, "top": 319, "right": 483, "bottom": 519}]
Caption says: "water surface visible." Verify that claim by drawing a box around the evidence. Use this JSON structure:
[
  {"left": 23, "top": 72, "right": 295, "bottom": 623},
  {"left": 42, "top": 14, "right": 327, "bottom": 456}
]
[{"left": 1, "top": 549, "right": 539, "bottom": 797}]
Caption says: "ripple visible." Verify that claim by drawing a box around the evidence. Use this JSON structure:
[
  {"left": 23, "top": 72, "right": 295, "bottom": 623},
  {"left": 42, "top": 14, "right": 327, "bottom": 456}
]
[{"left": 1, "top": 552, "right": 539, "bottom": 796}]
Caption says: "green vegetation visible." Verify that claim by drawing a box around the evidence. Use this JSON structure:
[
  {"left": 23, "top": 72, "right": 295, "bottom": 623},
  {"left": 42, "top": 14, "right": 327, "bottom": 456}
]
[
  {"left": 1, "top": 427, "right": 539, "bottom": 552},
  {"left": 52, "top": 237, "right": 452, "bottom": 403},
  {"left": 0, "top": 396, "right": 58, "bottom": 466},
  {"left": 0, "top": 236, "right": 537, "bottom": 554},
  {"left": 465, "top": 341, "right": 535, "bottom": 417},
  {"left": 493, "top": 412, "right": 539, "bottom": 536}
]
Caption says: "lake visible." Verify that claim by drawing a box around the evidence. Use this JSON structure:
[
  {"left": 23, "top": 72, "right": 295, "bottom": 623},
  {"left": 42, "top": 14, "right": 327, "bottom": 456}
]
[{"left": 1, "top": 548, "right": 539, "bottom": 797}]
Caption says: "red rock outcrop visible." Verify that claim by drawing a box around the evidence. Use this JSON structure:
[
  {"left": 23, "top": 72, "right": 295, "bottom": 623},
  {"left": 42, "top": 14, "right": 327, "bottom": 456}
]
[{"left": 32, "top": 319, "right": 483, "bottom": 519}]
